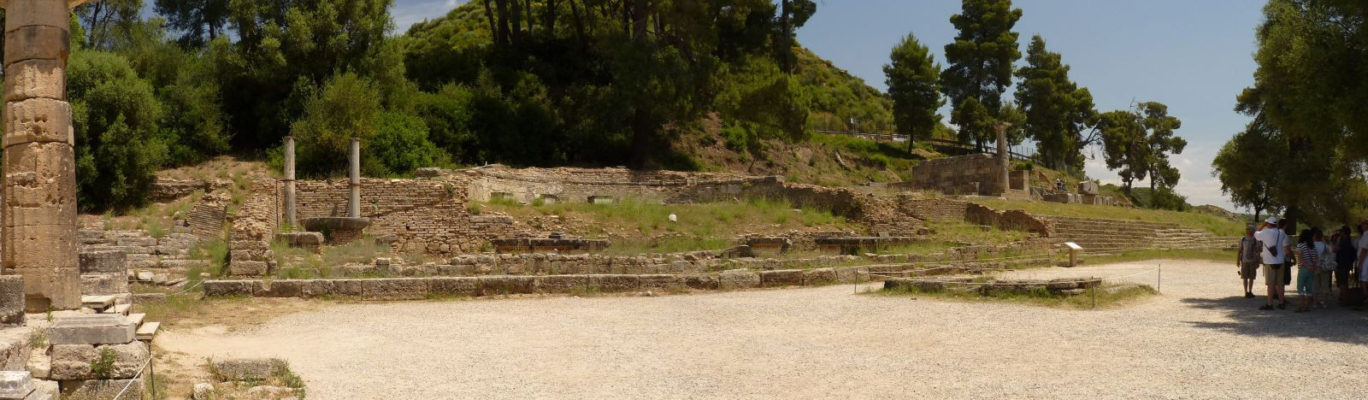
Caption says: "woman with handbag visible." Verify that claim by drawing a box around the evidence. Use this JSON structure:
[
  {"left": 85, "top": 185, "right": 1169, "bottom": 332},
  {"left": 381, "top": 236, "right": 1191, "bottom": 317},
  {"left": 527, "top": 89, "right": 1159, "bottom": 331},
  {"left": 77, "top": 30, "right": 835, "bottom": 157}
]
[{"left": 1293, "top": 229, "right": 1317, "bottom": 313}]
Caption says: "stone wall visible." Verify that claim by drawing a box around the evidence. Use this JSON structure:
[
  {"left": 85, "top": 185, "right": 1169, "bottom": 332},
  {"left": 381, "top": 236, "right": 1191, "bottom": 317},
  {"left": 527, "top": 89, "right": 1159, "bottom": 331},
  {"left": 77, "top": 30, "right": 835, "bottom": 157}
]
[
  {"left": 909, "top": 154, "right": 1004, "bottom": 196},
  {"left": 467, "top": 165, "right": 765, "bottom": 205},
  {"left": 902, "top": 198, "right": 971, "bottom": 223},
  {"left": 228, "top": 183, "right": 278, "bottom": 276},
  {"left": 77, "top": 230, "right": 204, "bottom": 274},
  {"left": 965, "top": 204, "right": 1054, "bottom": 237}
]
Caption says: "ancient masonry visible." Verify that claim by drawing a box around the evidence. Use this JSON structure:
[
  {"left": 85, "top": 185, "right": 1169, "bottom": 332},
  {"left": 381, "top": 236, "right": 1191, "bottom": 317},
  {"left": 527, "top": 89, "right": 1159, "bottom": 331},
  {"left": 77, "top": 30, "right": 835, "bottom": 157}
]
[{"left": 2, "top": 0, "right": 89, "bottom": 312}]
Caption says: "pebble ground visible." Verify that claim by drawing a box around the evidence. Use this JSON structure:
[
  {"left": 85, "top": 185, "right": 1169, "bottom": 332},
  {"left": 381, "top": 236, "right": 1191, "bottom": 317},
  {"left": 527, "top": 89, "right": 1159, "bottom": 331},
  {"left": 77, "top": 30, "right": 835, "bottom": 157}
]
[{"left": 159, "top": 259, "right": 1368, "bottom": 399}]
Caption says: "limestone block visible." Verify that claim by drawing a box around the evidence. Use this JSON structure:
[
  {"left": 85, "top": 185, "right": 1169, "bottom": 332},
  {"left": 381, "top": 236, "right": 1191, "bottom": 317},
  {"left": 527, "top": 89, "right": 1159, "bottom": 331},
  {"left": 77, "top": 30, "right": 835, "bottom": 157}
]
[
  {"left": 202, "top": 280, "right": 262, "bottom": 297},
  {"left": 802, "top": 268, "right": 838, "bottom": 286},
  {"left": 3, "top": 60, "right": 64, "bottom": 102},
  {"left": 192, "top": 383, "right": 215, "bottom": 400},
  {"left": 4, "top": 0, "right": 72, "bottom": 33},
  {"left": 0, "top": 370, "right": 34, "bottom": 400},
  {"left": 718, "top": 269, "right": 760, "bottom": 289},
  {"left": 300, "top": 280, "right": 335, "bottom": 298},
  {"left": 0, "top": 276, "right": 23, "bottom": 325},
  {"left": 210, "top": 358, "right": 286, "bottom": 382},
  {"left": 2, "top": 142, "right": 77, "bottom": 212},
  {"left": 78, "top": 251, "right": 127, "bottom": 275},
  {"left": 260, "top": 280, "right": 303, "bottom": 298},
  {"left": 361, "top": 278, "right": 427, "bottom": 300},
  {"left": 26, "top": 348, "right": 49, "bottom": 380},
  {"left": 58, "top": 378, "right": 143, "bottom": 400},
  {"left": 531, "top": 275, "right": 586, "bottom": 294},
  {"left": 683, "top": 274, "right": 718, "bottom": 290},
  {"left": 79, "top": 274, "right": 128, "bottom": 296},
  {"left": 477, "top": 276, "right": 536, "bottom": 295},
  {"left": 2, "top": 25, "right": 68, "bottom": 69},
  {"left": 833, "top": 266, "right": 869, "bottom": 284},
  {"left": 48, "top": 315, "right": 135, "bottom": 345},
  {"left": 759, "top": 269, "right": 804, "bottom": 287},
  {"left": 637, "top": 274, "right": 684, "bottom": 290},
  {"left": 30, "top": 380, "right": 55, "bottom": 400},
  {"left": 426, "top": 277, "right": 478, "bottom": 296},
  {"left": 228, "top": 261, "right": 269, "bottom": 277},
  {"left": 50, "top": 341, "right": 147, "bottom": 380}
]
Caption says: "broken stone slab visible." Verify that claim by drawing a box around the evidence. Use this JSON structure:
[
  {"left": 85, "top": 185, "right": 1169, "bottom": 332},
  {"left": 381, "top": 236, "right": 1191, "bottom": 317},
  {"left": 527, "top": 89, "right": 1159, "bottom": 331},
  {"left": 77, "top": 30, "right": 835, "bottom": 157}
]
[
  {"left": 130, "top": 293, "right": 166, "bottom": 304},
  {"left": 59, "top": 377, "right": 142, "bottom": 400},
  {"left": 50, "top": 341, "right": 148, "bottom": 380},
  {"left": 135, "top": 322, "right": 159, "bottom": 342},
  {"left": 80, "top": 295, "right": 114, "bottom": 311},
  {"left": 26, "top": 348, "right": 49, "bottom": 380},
  {"left": 210, "top": 358, "right": 287, "bottom": 382},
  {"left": 47, "top": 314, "right": 136, "bottom": 345},
  {"left": 0, "top": 371, "right": 34, "bottom": 400},
  {"left": 0, "top": 276, "right": 24, "bottom": 325}
]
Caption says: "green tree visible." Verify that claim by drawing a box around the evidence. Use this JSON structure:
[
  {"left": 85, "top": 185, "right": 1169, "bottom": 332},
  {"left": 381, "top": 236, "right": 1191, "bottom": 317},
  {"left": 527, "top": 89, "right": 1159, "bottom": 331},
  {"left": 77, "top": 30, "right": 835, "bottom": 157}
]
[
  {"left": 1212, "top": 118, "right": 1284, "bottom": 221},
  {"left": 1138, "top": 102, "right": 1185, "bottom": 192},
  {"left": 1098, "top": 109, "right": 1147, "bottom": 195},
  {"left": 290, "top": 73, "right": 381, "bottom": 177},
  {"left": 155, "top": 0, "right": 231, "bottom": 47},
  {"left": 883, "top": 33, "right": 942, "bottom": 153},
  {"left": 75, "top": 0, "right": 143, "bottom": 49},
  {"left": 69, "top": 50, "right": 168, "bottom": 211},
  {"left": 1014, "top": 35, "right": 1096, "bottom": 174},
  {"left": 774, "top": 0, "right": 817, "bottom": 73},
  {"left": 367, "top": 112, "right": 447, "bottom": 176},
  {"left": 941, "top": 0, "right": 1022, "bottom": 151}
]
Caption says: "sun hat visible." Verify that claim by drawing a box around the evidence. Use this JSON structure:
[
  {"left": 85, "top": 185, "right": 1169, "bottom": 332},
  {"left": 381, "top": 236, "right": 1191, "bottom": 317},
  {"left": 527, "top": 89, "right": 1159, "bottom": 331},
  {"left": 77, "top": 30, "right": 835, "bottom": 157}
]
[{"left": 1265, "top": 217, "right": 1278, "bottom": 225}]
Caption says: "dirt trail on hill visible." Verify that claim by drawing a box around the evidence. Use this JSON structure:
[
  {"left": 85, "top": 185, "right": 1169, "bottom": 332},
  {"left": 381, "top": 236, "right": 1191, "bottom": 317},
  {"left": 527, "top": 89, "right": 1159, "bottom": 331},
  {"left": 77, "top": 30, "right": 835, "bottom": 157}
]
[{"left": 158, "top": 260, "right": 1368, "bottom": 399}]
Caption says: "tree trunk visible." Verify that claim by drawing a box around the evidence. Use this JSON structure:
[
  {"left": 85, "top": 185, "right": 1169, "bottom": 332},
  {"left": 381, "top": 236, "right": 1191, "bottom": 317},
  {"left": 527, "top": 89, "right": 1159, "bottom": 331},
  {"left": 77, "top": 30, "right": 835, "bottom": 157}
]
[
  {"left": 483, "top": 0, "right": 502, "bottom": 46},
  {"left": 545, "top": 0, "right": 558, "bottom": 37},
  {"left": 494, "top": 0, "right": 512, "bottom": 46}
]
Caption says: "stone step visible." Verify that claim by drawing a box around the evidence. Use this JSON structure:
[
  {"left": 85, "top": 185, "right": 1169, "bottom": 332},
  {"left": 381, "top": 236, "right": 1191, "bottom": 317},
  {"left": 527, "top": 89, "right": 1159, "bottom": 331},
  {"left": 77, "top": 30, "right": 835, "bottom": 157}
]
[
  {"left": 100, "top": 303, "right": 131, "bottom": 316},
  {"left": 80, "top": 295, "right": 115, "bottom": 312},
  {"left": 126, "top": 313, "right": 145, "bottom": 328},
  {"left": 136, "top": 322, "right": 160, "bottom": 342}
]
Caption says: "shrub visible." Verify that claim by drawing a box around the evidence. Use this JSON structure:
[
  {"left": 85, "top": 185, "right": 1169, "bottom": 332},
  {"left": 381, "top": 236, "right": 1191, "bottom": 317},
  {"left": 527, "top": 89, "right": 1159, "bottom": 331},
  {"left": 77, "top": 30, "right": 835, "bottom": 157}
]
[{"left": 70, "top": 50, "right": 168, "bottom": 212}]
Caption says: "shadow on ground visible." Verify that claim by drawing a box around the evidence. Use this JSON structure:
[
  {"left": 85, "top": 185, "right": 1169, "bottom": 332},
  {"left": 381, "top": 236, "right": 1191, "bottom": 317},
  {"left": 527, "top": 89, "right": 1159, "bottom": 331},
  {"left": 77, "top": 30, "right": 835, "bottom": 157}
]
[{"left": 1181, "top": 295, "right": 1368, "bottom": 345}]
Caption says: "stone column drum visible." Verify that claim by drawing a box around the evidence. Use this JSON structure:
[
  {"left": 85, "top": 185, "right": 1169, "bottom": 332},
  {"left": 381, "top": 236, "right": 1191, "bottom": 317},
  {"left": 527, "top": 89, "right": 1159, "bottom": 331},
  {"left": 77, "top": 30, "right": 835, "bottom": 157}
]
[
  {"left": 283, "top": 136, "right": 296, "bottom": 228},
  {"left": 2, "top": 0, "right": 87, "bottom": 311},
  {"left": 348, "top": 137, "right": 360, "bottom": 218}
]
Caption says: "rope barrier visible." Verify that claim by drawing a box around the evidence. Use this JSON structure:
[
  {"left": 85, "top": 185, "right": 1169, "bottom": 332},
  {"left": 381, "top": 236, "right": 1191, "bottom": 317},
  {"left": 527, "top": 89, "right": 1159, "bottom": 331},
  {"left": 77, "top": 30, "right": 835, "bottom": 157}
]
[{"left": 112, "top": 344, "right": 153, "bottom": 400}]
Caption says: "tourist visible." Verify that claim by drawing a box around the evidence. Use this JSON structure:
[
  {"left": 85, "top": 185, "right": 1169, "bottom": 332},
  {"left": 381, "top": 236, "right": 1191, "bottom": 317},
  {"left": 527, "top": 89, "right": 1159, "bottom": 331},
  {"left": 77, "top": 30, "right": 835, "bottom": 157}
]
[
  {"left": 1294, "top": 229, "right": 1317, "bottom": 312},
  {"left": 1334, "top": 226, "right": 1355, "bottom": 291},
  {"left": 1254, "top": 217, "right": 1290, "bottom": 310},
  {"left": 1237, "top": 224, "right": 1260, "bottom": 298},
  {"left": 1314, "top": 228, "right": 1334, "bottom": 308},
  {"left": 1279, "top": 219, "right": 1294, "bottom": 291},
  {"left": 1357, "top": 220, "right": 1368, "bottom": 310}
]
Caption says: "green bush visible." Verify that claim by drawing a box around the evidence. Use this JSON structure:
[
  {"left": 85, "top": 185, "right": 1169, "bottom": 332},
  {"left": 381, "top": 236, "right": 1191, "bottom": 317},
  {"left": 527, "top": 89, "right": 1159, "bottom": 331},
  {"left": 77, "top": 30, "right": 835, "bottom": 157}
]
[
  {"left": 70, "top": 50, "right": 168, "bottom": 212},
  {"left": 366, "top": 111, "right": 447, "bottom": 176},
  {"left": 291, "top": 72, "right": 382, "bottom": 177}
]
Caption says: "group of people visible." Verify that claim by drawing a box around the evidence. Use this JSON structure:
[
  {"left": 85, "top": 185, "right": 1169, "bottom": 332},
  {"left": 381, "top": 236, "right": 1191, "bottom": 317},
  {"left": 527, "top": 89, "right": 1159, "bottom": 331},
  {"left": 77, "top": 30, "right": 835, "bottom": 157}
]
[{"left": 1238, "top": 218, "right": 1368, "bottom": 312}]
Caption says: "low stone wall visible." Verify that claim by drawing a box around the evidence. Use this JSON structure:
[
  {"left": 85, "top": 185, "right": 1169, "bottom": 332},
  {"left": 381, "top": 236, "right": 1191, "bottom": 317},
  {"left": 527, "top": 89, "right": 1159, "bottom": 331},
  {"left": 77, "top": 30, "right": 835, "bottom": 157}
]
[
  {"left": 229, "top": 183, "right": 278, "bottom": 276},
  {"left": 883, "top": 276, "right": 1102, "bottom": 296},
  {"left": 909, "top": 154, "right": 1004, "bottom": 196},
  {"left": 78, "top": 230, "right": 205, "bottom": 275},
  {"left": 965, "top": 203, "right": 1053, "bottom": 237}
]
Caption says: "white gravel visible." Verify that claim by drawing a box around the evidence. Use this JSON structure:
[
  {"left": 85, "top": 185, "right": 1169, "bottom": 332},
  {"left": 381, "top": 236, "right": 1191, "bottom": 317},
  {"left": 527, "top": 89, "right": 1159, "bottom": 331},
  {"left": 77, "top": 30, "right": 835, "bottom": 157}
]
[{"left": 159, "top": 259, "right": 1368, "bottom": 399}]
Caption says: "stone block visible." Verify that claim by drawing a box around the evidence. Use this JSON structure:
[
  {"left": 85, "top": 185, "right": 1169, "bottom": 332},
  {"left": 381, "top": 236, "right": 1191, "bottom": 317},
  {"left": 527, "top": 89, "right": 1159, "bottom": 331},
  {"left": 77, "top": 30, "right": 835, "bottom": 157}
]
[
  {"left": 330, "top": 279, "right": 364, "bottom": 296},
  {"left": 4, "top": 0, "right": 72, "bottom": 32},
  {"left": 79, "top": 274, "right": 127, "bottom": 296},
  {"left": 0, "top": 371, "right": 33, "bottom": 400},
  {"left": 3, "top": 142, "right": 77, "bottom": 213},
  {"left": 50, "top": 341, "right": 147, "bottom": 380},
  {"left": 477, "top": 276, "right": 536, "bottom": 295},
  {"left": 275, "top": 232, "right": 324, "bottom": 253},
  {"left": 0, "top": 276, "right": 23, "bottom": 325},
  {"left": 718, "top": 269, "right": 760, "bottom": 290},
  {"left": 802, "top": 268, "right": 838, "bottom": 286},
  {"left": 210, "top": 358, "right": 286, "bottom": 382},
  {"left": 30, "top": 380, "right": 55, "bottom": 400},
  {"left": 26, "top": 348, "right": 49, "bottom": 380},
  {"left": 202, "top": 280, "right": 260, "bottom": 297},
  {"left": 78, "top": 251, "right": 127, "bottom": 274},
  {"left": 683, "top": 275, "right": 718, "bottom": 290},
  {"left": 261, "top": 280, "right": 303, "bottom": 298},
  {"left": 300, "top": 280, "right": 335, "bottom": 298},
  {"left": 534, "top": 275, "right": 587, "bottom": 294},
  {"left": 1, "top": 97, "right": 71, "bottom": 149},
  {"left": 637, "top": 274, "right": 684, "bottom": 290},
  {"left": 3, "top": 25, "right": 68, "bottom": 66},
  {"left": 48, "top": 315, "right": 135, "bottom": 345},
  {"left": 361, "top": 278, "right": 427, "bottom": 300},
  {"left": 59, "top": 378, "right": 142, "bottom": 400},
  {"left": 589, "top": 275, "right": 639, "bottom": 292},
  {"left": 759, "top": 269, "right": 804, "bottom": 287},
  {"left": 3, "top": 59, "right": 64, "bottom": 102},
  {"left": 426, "top": 277, "right": 479, "bottom": 296},
  {"left": 228, "top": 261, "right": 269, "bottom": 277},
  {"left": 833, "top": 266, "right": 868, "bottom": 283}
]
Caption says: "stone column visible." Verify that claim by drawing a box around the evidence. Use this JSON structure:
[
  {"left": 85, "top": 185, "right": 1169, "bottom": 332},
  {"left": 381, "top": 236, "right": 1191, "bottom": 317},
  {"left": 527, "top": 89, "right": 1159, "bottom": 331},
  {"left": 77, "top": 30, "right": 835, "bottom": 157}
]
[
  {"left": 995, "top": 123, "right": 1011, "bottom": 195},
  {"left": 283, "top": 136, "right": 296, "bottom": 228},
  {"left": 2, "top": 0, "right": 87, "bottom": 311},
  {"left": 348, "top": 137, "right": 360, "bottom": 218}
]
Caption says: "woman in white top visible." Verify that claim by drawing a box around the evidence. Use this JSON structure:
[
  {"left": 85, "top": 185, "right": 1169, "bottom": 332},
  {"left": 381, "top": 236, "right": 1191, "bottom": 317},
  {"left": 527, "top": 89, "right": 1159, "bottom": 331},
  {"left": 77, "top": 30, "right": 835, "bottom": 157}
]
[{"left": 1314, "top": 229, "right": 1334, "bottom": 308}]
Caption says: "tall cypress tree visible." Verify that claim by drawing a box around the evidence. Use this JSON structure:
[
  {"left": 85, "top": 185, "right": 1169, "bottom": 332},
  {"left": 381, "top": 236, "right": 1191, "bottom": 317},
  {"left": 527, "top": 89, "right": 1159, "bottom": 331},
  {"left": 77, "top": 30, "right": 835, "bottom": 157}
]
[{"left": 941, "top": 0, "right": 1022, "bottom": 151}]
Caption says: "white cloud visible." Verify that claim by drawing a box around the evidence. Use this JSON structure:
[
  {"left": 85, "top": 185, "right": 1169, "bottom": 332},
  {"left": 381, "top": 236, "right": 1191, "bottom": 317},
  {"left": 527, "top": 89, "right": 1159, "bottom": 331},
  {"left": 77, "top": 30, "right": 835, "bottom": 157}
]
[{"left": 1081, "top": 140, "right": 1237, "bottom": 212}]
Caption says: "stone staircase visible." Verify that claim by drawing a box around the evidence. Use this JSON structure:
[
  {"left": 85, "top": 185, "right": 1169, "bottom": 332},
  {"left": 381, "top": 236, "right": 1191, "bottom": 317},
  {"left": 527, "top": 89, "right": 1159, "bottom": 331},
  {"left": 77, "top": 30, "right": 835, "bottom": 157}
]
[{"left": 1048, "top": 216, "right": 1238, "bottom": 255}]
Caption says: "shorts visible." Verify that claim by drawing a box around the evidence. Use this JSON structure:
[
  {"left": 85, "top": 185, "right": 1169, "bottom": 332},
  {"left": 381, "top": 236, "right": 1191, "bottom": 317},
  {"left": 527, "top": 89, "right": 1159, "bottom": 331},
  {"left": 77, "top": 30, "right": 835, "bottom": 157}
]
[
  {"left": 1263, "top": 264, "right": 1286, "bottom": 286},
  {"left": 1240, "top": 261, "right": 1259, "bottom": 279},
  {"left": 1296, "top": 267, "right": 1314, "bottom": 296}
]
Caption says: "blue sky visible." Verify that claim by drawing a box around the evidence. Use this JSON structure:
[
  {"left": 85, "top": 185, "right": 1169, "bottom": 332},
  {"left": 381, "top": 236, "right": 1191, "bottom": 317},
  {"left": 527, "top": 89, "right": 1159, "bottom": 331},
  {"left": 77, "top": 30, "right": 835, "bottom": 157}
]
[{"left": 391, "top": 0, "right": 1263, "bottom": 210}]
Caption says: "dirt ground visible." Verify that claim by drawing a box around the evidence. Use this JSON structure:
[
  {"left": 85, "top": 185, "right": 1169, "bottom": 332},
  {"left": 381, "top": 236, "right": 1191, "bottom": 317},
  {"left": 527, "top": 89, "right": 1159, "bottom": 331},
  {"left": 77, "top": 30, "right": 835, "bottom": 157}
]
[{"left": 156, "top": 259, "right": 1368, "bottom": 399}]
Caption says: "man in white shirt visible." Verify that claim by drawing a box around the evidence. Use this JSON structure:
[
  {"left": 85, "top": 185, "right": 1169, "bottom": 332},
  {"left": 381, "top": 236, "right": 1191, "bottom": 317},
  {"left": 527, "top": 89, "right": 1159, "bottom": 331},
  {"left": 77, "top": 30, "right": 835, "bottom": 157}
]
[{"left": 1254, "top": 217, "right": 1291, "bottom": 310}]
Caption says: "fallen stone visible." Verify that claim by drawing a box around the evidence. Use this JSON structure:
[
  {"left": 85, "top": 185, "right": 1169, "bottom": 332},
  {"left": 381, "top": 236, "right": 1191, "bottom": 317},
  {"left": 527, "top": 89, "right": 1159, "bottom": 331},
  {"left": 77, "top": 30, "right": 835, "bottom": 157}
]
[
  {"left": 30, "top": 380, "right": 55, "bottom": 400},
  {"left": 0, "top": 371, "right": 33, "bottom": 400},
  {"left": 49, "top": 341, "right": 148, "bottom": 380},
  {"left": 0, "top": 276, "right": 23, "bottom": 325},
  {"left": 719, "top": 269, "right": 760, "bottom": 290},
  {"left": 79, "top": 295, "right": 114, "bottom": 311},
  {"left": 135, "top": 322, "right": 159, "bottom": 342},
  {"left": 759, "top": 269, "right": 804, "bottom": 287},
  {"left": 210, "top": 358, "right": 287, "bottom": 382},
  {"left": 131, "top": 293, "right": 166, "bottom": 304},
  {"left": 192, "top": 382, "right": 215, "bottom": 400},
  {"left": 59, "top": 378, "right": 143, "bottom": 400},
  {"left": 802, "top": 268, "right": 838, "bottom": 286},
  {"left": 246, "top": 385, "right": 297, "bottom": 399},
  {"left": 48, "top": 314, "right": 136, "bottom": 345},
  {"left": 26, "top": 348, "right": 49, "bottom": 380}
]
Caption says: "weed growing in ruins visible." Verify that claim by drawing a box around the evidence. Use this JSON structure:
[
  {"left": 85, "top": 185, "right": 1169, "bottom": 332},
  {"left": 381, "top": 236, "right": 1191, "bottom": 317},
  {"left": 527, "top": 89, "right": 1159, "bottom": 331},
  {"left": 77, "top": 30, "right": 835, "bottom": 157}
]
[
  {"left": 190, "top": 239, "right": 230, "bottom": 277},
  {"left": 28, "top": 331, "right": 47, "bottom": 350},
  {"left": 90, "top": 347, "right": 118, "bottom": 379}
]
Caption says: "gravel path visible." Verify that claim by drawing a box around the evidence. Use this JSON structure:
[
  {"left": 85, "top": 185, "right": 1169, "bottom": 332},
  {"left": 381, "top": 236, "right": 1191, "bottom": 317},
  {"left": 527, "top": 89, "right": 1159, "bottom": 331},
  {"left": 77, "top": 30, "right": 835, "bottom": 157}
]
[{"left": 159, "top": 259, "right": 1368, "bottom": 399}]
